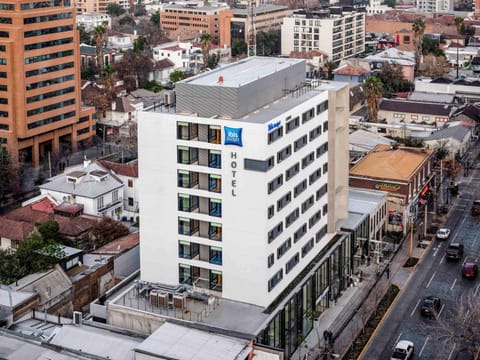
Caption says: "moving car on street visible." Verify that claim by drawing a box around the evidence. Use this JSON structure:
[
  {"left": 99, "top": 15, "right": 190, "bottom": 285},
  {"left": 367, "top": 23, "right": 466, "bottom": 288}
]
[
  {"left": 462, "top": 259, "right": 478, "bottom": 279},
  {"left": 436, "top": 228, "right": 451, "bottom": 240},
  {"left": 391, "top": 340, "right": 414, "bottom": 360},
  {"left": 420, "top": 296, "right": 441, "bottom": 318},
  {"left": 446, "top": 243, "right": 464, "bottom": 260}
]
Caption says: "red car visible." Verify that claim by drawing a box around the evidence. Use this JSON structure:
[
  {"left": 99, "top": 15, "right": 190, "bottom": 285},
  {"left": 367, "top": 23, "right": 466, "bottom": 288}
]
[{"left": 462, "top": 261, "right": 478, "bottom": 279}]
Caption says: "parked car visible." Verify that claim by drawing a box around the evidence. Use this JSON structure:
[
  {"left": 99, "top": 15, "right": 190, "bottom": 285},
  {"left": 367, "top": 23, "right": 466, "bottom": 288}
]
[
  {"left": 436, "top": 228, "right": 451, "bottom": 240},
  {"left": 462, "top": 260, "right": 478, "bottom": 279},
  {"left": 391, "top": 340, "right": 414, "bottom": 360},
  {"left": 446, "top": 243, "right": 464, "bottom": 260},
  {"left": 420, "top": 296, "right": 441, "bottom": 318}
]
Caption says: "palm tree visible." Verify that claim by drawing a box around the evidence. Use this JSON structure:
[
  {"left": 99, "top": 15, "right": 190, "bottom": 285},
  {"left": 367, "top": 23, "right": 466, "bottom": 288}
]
[
  {"left": 454, "top": 17, "right": 464, "bottom": 35},
  {"left": 364, "top": 76, "right": 383, "bottom": 122},
  {"left": 200, "top": 32, "right": 212, "bottom": 68},
  {"left": 93, "top": 21, "right": 108, "bottom": 72},
  {"left": 412, "top": 19, "right": 425, "bottom": 76}
]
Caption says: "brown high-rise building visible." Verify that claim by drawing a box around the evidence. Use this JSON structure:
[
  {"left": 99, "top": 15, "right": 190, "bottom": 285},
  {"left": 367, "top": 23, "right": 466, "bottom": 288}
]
[{"left": 0, "top": 0, "right": 95, "bottom": 166}]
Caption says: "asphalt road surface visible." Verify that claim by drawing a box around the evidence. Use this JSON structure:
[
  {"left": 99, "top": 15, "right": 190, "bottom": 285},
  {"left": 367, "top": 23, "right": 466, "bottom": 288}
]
[{"left": 362, "top": 167, "right": 480, "bottom": 360}]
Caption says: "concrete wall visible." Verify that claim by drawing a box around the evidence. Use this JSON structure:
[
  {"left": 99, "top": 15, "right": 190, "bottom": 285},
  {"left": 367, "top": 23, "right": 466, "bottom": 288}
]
[
  {"left": 107, "top": 303, "right": 166, "bottom": 334},
  {"left": 114, "top": 245, "right": 140, "bottom": 279}
]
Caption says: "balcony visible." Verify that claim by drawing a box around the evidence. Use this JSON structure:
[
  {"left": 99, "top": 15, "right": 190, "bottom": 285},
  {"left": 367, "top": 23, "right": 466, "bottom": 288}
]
[{"left": 97, "top": 197, "right": 123, "bottom": 212}]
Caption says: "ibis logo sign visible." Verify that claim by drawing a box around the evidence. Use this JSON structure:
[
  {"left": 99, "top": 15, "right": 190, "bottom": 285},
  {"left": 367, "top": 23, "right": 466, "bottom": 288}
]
[{"left": 224, "top": 126, "right": 243, "bottom": 147}]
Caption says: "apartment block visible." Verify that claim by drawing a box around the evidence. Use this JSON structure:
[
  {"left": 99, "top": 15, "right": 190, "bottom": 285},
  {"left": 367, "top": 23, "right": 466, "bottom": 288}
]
[
  {"left": 416, "top": 0, "right": 453, "bottom": 12},
  {"left": 281, "top": 9, "right": 365, "bottom": 63},
  {"left": 0, "top": 0, "right": 95, "bottom": 166},
  {"left": 72, "top": 0, "right": 116, "bottom": 14},
  {"left": 160, "top": 3, "right": 232, "bottom": 47}
]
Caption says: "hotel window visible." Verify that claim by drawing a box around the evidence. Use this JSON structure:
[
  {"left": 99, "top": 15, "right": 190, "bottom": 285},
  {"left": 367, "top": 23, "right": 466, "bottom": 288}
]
[
  {"left": 177, "top": 121, "right": 198, "bottom": 140},
  {"left": 286, "top": 116, "right": 300, "bottom": 133},
  {"left": 285, "top": 208, "right": 300, "bottom": 227},
  {"left": 286, "top": 163, "right": 300, "bottom": 181},
  {"left": 294, "top": 135, "right": 307, "bottom": 152},
  {"left": 208, "top": 125, "right": 221, "bottom": 144},
  {"left": 277, "top": 192, "right": 292, "bottom": 211},
  {"left": 178, "top": 194, "right": 199, "bottom": 212},
  {"left": 316, "top": 225, "right": 327, "bottom": 243},
  {"left": 209, "top": 222, "right": 222, "bottom": 241},
  {"left": 293, "top": 223, "right": 307, "bottom": 243},
  {"left": 301, "top": 195, "right": 315, "bottom": 213},
  {"left": 209, "top": 198, "right": 222, "bottom": 217},
  {"left": 208, "top": 150, "right": 221, "bottom": 169},
  {"left": 277, "top": 238, "right": 291, "bottom": 259},
  {"left": 309, "top": 210, "right": 321, "bottom": 228},
  {"left": 302, "top": 152, "right": 315, "bottom": 169},
  {"left": 302, "top": 238, "right": 314, "bottom": 257},
  {"left": 178, "top": 240, "right": 199, "bottom": 259},
  {"left": 268, "top": 126, "right": 283, "bottom": 144},
  {"left": 277, "top": 145, "right": 292, "bottom": 163},
  {"left": 245, "top": 157, "right": 274, "bottom": 172},
  {"left": 316, "top": 101, "right": 328, "bottom": 114},
  {"left": 268, "top": 253, "right": 274, "bottom": 268},
  {"left": 268, "top": 269, "right": 283, "bottom": 291},
  {"left": 285, "top": 253, "right": 299, "bottom": 274},
  {"left": 178, "top": 170, "right": 199, "bottom": 188},
  {"left": 309, "top": 125, "right": 322, "bottom": 141},
  {"left": 209, "top": 246, "right": 222, "bottom": 265},
  {"left": 294, "top": 179, "right": 307, "bottom": 198},
  {"left": 177, "top": 146, "right": 198, "bottom": 165},
  {"left": 178, "top": 217, "right": 199, "bottom": 236},
  {"left": 302, "top": 108, "right": 315, "bottom": 124},
  {"left": 268, "top": 174, "right": 283, "bottom": 194},
  {"left": 268, "top": 222, "right": 283, "bottom": 243}
]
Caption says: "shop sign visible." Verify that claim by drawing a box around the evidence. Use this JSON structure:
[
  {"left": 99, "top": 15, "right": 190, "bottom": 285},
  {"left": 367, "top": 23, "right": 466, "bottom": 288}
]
[{"left": 375, "top": 182, "right": 400, "bottom": 192}]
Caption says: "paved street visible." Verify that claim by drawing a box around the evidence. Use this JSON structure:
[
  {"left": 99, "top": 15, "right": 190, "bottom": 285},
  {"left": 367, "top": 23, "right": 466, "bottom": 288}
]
[{"left": 361, "top": 164, "right": 480, "bottom": 359}]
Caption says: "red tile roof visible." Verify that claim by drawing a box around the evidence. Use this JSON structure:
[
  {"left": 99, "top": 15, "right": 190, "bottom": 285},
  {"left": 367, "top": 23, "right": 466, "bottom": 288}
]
[
  {"left": 0, "top": 218, "right": 35, "bottom": 241},
  {"left": 153, "top": 58, "right": 175, "bottom": 70},
  {"left": 54, "top": 202, "right": 84, "bottom": 214},
  {"left": 30, "top": 197, "right": 56, "bottom": 214},
  {"left": 98, "top": 160, "right": 138, "bottom": 177},
  {"left": 333, "top": 63, "right": 369, "bottom": 76}
]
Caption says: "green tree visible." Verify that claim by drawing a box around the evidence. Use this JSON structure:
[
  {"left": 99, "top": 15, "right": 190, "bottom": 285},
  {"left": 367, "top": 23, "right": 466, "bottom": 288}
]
[
  {"left": 90, "top": 217, "right": 129, "bottom": 248},
  {"left": 256, "top": 30, "right": 281, "bottom": 56},
  {"left": 37, "top": 220, "right": 60, "bottom": 242},
  {"left": 150, "top": 10, "right": 160, "bottom": 25},
  {"left": 412, "top": 19, "right": 425, "bottom": 76},
  {"left": 205, "top": 53, "right": 220, "bottom": 69},
  {"left": 144, "top": 80, "right": 163, "bottom": 92},
  {"left": 460, "top": 23, "right": 475, "bottom": 45},
  {"left": 365, "top": 76, "right": 383, "bottom": 122},
  {"left": 0, "top": 147, "right": 18, "bottom": 202},
  {"left": 114, "top": 49, "right": 153, "bottom": 91},
  {"left": 377, "top": 63, "right": 412, "bottom": 97},
  {"left": 106, "top": 3, "right": 125, "bottom": 17},
  {"left": 77, "top": 23, "right": 91, "bottom": 44},
  {"left": 93, "top": 22, "right": 108, "bottom": 71},
  {"left": 169, "top": 69, "right": 184, "bottom": 83},
  {"left": 200, "top": 33, "right": 212, "bottom": 67},
  {"left": 322, "top": 61, "right": 337, "bottom": 80},
  {"left": 454, "top": 17, "right": 464, "bottom": 35},
  {"left": 231, "top": 38, "right": 247, "bottom": 57}
]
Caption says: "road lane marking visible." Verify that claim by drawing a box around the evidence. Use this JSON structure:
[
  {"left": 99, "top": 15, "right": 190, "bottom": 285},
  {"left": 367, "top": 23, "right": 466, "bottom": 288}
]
[
  {"left": 452, "top": 216, "right": 467, "bottom": 242},
  {"left": 447, "top": 343, "right": 456, "bottom": 360},
  {"left": 426, "top": 272, "right": 436, "bottom": 288},
  {"left": 440, "top": 254, "right": 445, "bottom": 264},
  {"left": 433, "top": 247, "right": 439, "bottom": 257},
  {"left": 410, "top": 299, "right": 421, "bottom": 317},
  {"left": 451, "top": 279, "right": 457, "bottom": 290},
  {"left": 438, "top": 303, "right": 445, "bottom": 318},
  {"left": 475, "top": 285, "right": 480, "bottom": 297},
  {"left": 394, "top": 333, "right": 403, "bottom": 348},
  {"left": 419, "top": 336, "right": 429, "bottom": 356}
]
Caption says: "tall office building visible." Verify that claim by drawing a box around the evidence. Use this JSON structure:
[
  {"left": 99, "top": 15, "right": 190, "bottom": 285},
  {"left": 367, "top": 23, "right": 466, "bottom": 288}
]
[
  {"left": 0, "top": 0, "right": 95, "bottom": 166},
  {"left": 139, "top": 57, "right": 350, "bottom": 308}
]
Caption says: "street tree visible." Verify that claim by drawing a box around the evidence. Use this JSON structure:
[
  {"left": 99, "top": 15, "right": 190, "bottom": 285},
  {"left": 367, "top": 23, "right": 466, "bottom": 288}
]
[
  {"left": 322, "top": 61, "right": 337, "bottom": 80},
  {"left": 412, "top": 19, "right": 426, "bottom": 76},
  {"left": 77, "top": 24, "right": 92, "bottom": 44},
  {"left": 93, "top": 22, "right": 108, "bottom": 71},
  {"left": 106, "top": 3, "right": 125, "bottom": 17},
  {"left": 114, "top": 49, "right": 153, "bottom": 91},
  {"left": 364, "top": 76, "right": 383, "bottom": 122},
  {"left": 377, "top": 63, "right": 412, "bottom": 97},
  {"left": 232, "top": 39, "right": 247, "bottom": 57},
  {"left": 256, "top": 30, "right": 281, "bottom": 56},
  {"left": 37, "top": 220, "right": 60, "bottom": 242},
  {"left": 0, "top": 147, "right": 19, "bottom": 203},
  {"left": 454, "top": 17, "right": 464, "bottom": 35},
  {"left": 170, "top": 69, "right": 184, "bottom": 83},
  {"left": 200, "top": 33, "right": 212, "bottom": 67},
  {"left": 205, "top": 53, "right": 220, "bottom": 70},
  {"left": 150, "top": 10, "right": 160, "bottom": 25}
]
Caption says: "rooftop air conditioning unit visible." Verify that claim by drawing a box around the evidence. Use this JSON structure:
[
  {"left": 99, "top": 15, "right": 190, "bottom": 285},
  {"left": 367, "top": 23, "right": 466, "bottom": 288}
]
[
  {"left": 73, "top": 311, "right": 82, "bottom": 325},
  {"left": 157, "top": 293, "right": 168, "bottom": 308},
  {"left": 173, "top": 295, "right": 186, "bottom": 310},
  {"left": 164, "top": 91, "right": 176, "bottom": 107}
]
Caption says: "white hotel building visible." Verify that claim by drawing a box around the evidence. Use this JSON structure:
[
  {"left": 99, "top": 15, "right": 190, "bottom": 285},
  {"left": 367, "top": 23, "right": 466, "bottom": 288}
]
[{"left": 138, "top": 57, "right": 350, "bottom": 357}]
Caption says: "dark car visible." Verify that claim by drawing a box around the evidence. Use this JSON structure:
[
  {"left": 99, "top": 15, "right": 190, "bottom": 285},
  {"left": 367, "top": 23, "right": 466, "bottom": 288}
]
[
  {"left": 462, "top": 261, "right": 478, "bottom": 279},
  {"left": 420, "top": 296, "right": 441, "bottom": 318},
  {"left": 446, "top": 243, "right": 464, "bottom": 260}
]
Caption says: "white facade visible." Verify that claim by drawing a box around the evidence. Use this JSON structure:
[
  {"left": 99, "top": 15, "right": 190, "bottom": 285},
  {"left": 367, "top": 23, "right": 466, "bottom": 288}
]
[
  {"left": 138, "top": 57, "right": 349, "bottom": 307},
  {"left": 76, "top": 13, "right": 111, "bottom": 31},
  {"left": 152, "top": 42, "right": 193, "bottom": 69},
  {"left": 416, "top": 0, "right": 453, "bottom": 12},
  {"left": 281, "top": 12, "right": 365, "bottom": 63},
  {"left": 444, "top": 46, "right": 480, "bottom": 68}
]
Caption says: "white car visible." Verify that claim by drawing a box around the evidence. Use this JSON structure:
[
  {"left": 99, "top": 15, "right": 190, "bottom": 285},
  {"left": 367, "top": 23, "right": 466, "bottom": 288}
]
[
  {"left": 436, "top": 228, "right": 451, "bottom": 240},
  {"left": 391, "top": 340, "right": 414, "bottom": 360}
]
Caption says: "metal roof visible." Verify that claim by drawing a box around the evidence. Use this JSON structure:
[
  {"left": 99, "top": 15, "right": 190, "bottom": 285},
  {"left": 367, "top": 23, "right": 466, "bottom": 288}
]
[{"left": 424, "top": 125, "right": 470, "bottom": 142}]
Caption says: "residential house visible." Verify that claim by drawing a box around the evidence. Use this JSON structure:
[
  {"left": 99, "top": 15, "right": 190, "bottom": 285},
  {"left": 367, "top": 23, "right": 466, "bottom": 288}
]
[
  {"left": 107, "top": 30, "right": 134, "bottom": 51},
  {"left": 80, "top": 44, "right": 118, "bottom": 72},
  {"left": 97, "top": 96, "right": 143, "bottom": 140},
  {"left": 364, "top": 48, "right": 415, "bottom": 82},
  {"left": 76, "top": 12, "right": 112, "bottom": 31},
  {"left": 0, "top": 218, "right": 35, "bottom": 253},
  {"left": 414, "top": 76, "right": 480, "bottom": 102},
  {"left": 333, "top": 59, "right": 372, "bottom": 84},
  {"left": 420, "top": 124, "right": 472, "bottom": 160},
  {"left": 394, "top": 28, "right": 414, "bottom": 51},
  {"left": 444, "top": 46, "right": 480, "bottom": 68},
  {"left": 98, "top": 160, "right": 139, "bottom": 219},
  {"left": 36, "top": 161, "right": 124, "bottom": 219},
  {"left": 152, "top": 41, "right": 193, "bottom": 69},
  {"left": 442, "top": 33, "right": 466, "bottom": 47},
  {"left": 150, "top": 58, "right": 175, "bottom": 84},
  {"left": 289, "top": 50, "right": 328, "bottom": 78}
]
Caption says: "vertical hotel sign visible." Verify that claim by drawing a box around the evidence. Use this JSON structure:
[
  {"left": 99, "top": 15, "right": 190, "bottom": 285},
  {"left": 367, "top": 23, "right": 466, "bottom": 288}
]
[{"left": 224, "top": 127, "right": 243, "bottom": 197}]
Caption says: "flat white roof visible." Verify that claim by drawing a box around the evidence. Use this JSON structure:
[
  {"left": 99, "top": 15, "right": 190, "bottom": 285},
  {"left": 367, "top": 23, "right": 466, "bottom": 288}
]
[
  {"left": 0, "top": 288, "right": 36, "bottom": 307},
  {"left": 180, "top": 57, "right": 303, "bottom": 88},
  {"left": 135, "top": 322, "right": 250, "bottom": 360},
  {"left": 349, "top": 188, "right": 387, "bottom": 214}
]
